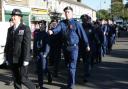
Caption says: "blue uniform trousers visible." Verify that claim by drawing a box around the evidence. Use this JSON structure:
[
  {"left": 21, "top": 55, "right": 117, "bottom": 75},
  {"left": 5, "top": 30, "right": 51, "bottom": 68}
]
[
  {"left": 103, "top": 35, "right": 108, "bottom": 55},
  {"left": 63, "top": 45, "right": 78, "bottom": 89}
]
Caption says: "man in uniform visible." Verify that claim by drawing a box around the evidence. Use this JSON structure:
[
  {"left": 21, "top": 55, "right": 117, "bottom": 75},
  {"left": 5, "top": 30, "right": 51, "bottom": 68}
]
[
  {"left": 49, "top": 19, "right": 62, "bottom": 77},
  {"left": 33, "top": 20, "right": 52, "bottom": 89},
  {"left": 48, "top": 6, "right": 90, "bottom": 89},
  {"left": 4, "top": 9, "right": 36, "bottom": 89},
  {"left": 80, "top": 14, "right": 100, "bottom": 82}
]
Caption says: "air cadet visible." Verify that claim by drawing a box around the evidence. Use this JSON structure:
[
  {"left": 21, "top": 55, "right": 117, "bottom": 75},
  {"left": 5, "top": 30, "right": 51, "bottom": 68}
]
[
  {"left": 49, "top": 19, "right": 62, "bottom": 77},
  {"left": 48, "top": 6, "right": 90, "bottom": 89},
  {"left": 93, "top": 20, "right": 104, "bottom": 63},
  {"left": 107, "top": 20, "right": 116, "bottom": 54},
  {"left": 33, "top": 20, "right": 52, "bottom": 89},
  {"left": 101, "top": 19, "right": 110, "bottom": 55},
  {"left": 81, "top": 14, "right": 100, "bottom": 65}
]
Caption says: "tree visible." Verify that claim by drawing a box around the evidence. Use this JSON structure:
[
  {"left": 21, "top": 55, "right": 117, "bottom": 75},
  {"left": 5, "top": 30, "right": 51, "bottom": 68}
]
[
  {"left": 123, "top": 2, "right": 128, "bottom": 20},
  {"left": 96, "top": 9, "right": 110, "bottom": 20},
  {"left": 111, "top": 1, "right": 124, "bottom": 18},
  {"left": 125, "top": 2, "right": 128, "bottom": 8}
]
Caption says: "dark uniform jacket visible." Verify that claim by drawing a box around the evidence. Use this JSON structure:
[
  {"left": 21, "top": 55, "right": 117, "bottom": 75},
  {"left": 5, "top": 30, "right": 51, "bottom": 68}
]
[{"left": 4, "top": 23, "right": 31, "bottom": 66}]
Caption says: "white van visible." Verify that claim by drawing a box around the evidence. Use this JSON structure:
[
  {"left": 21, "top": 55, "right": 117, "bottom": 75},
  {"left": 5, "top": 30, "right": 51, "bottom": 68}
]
[{"left": 0, "top": 22, "right": 10, "bottom": 65}]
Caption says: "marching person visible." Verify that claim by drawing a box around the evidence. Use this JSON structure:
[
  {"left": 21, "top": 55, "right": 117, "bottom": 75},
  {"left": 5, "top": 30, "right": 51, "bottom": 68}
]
[
  {"left": 49, "top": 19, "right": 62, "bottom": 77},
  {"left": 33, "top": 20, "right": 52, "bottom": 89},
  {"left": 80, "top": 14, "right": 100, "bottom": 82},
  {"left": 4, "top": 9, "right": 36, "bottom": 89},
  {"left": 48, "top": 6, "right": 90, "bottom": 89}
]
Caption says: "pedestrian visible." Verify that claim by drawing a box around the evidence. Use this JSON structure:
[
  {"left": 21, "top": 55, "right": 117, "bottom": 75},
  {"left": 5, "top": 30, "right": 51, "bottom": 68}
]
[
  {"left": 48, "top": 6, "right": 90, "bottom": 89},
  {"left": 4, "top": 9, "right": 36, "bottom": 89}
]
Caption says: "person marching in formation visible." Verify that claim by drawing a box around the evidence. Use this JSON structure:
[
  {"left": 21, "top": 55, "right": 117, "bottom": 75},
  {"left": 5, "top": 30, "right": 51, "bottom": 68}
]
[{"left": 48, "top": 6, "right": 90, "bottom": 89}]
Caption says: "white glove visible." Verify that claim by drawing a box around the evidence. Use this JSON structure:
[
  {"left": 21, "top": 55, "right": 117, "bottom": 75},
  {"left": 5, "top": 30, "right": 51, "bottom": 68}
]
[
  {"left": 48, "top": 30, "right": 53, "bottom": 35},
  {"left": 86, "top": 46, "right": 90, "bottom": 51},
  {"left": 43, "top": 54, "right": 46, "bottom": 58},
  {"left": 5, "top": 61, "right": 9, "bottom": 65},
  {"left": 23, "top": 61, "right": 29, "bottom": 66},
  {"left": 40, "top": 52, "right": 46, "bottom": 58}
]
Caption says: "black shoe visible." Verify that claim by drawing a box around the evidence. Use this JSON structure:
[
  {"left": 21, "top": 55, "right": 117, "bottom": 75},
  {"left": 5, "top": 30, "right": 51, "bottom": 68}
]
[
  {"left": 40, "top": 87, "right": 48, "bottom": 89},
  {"left": 53, "top": 73, "right": 59, "bottom": 78},
  {"left": 66, "top": 86, "right": 74, "bottom": 89},
  {"left": 5, "top": 80, "right": 13, "bottom": 85},
  {"left": 83, "top": 79, "right": 88, "bottom": 83},
  {"left": 47, "top": 73, "right": 52, "bottom": 84}
]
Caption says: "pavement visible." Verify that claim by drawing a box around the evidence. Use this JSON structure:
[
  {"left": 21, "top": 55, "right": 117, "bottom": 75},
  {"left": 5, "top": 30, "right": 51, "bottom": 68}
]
[{"left": 0, "top": 36, "right": 128, "bottom": 89}]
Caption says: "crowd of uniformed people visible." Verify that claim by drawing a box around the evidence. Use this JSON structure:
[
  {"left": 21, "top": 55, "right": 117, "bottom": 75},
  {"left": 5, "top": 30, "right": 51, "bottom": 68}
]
[
  {"left": 4, "top": 6, "right": 118, "bottom": 89},
  {"left": 31, "top": 7, "right": 117, "bottom": 89}
]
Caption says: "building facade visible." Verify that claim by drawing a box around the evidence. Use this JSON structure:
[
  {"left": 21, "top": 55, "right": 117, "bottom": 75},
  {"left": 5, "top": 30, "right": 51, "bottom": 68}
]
[
  {"left": 29, "top": 0, "right": 50, "bottom": 21},
  {"left": 48, "top": 0, "right": 96, "bottom": 21},
  {"left": 1, "top": 0, "right": 96, "bottom": 23},
  {"left": 2, "top": 0, "right": 30, "bottom": 25}
]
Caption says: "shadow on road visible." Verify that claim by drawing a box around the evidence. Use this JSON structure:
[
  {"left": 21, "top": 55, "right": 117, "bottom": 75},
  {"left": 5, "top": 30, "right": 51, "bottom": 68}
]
[
  {"left": 0, "top": 70, "right": 12, "bottom": 85},
  {"left": 110, "top": 49, "right": 128, "bottom": 58},
  {"left": 29, "top": 59, "right": 128, "bottom": 89},
  {"left": 79, "top": 61, "right": 128, "bottom": 89},
  {"left": 0, "top": 57, "right": 128, "bottom": 89}
]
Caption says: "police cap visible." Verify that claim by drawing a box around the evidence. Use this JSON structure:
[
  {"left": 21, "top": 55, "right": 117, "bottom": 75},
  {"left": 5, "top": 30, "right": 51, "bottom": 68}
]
[
  {"left": 63, "top": 6, "right": 73, "bottom": 12},
  {"left": 11, "top": 9, "right": 23, "bottom": 17}
]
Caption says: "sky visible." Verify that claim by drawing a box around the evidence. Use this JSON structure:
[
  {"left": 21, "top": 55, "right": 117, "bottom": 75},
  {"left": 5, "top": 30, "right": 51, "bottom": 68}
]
[{"left": 83, "top": 0, "right": 127, "bottom": 11}]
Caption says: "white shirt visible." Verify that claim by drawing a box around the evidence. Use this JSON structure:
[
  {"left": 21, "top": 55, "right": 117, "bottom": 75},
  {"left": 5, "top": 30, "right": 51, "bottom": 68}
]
[{"left": 14, "top": 22, "right": 20, "bottom": 30}]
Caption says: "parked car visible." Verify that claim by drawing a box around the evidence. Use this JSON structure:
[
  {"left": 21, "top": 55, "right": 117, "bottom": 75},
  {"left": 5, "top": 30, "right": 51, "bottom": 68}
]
[{"left": 0, "top": 22, "right": 10, "bottom": 65}]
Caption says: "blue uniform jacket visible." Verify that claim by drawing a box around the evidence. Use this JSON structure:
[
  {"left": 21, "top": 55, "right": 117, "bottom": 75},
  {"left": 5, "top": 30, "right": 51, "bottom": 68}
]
[{"left": 52, "top": 18, "right": 89, "bottom": 47}]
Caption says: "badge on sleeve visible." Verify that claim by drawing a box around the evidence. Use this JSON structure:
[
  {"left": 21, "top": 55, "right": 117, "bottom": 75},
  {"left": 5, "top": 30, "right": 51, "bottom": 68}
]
[
  {"left": 69, "top": 24, "right": 76, "bottom": 30},
  {"left": 18, "top": 30, "right": 24, "bottom": 35}
]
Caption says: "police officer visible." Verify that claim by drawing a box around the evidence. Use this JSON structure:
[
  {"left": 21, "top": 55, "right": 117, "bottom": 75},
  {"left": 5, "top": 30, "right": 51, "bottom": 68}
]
[
  {"left": 33, "top": 20, "right": 52, "bottom": 89},
  {"left": 4, "top": 9, "right": 36, "bottom": 89},
  {"left": 48, "top": 6, "right": 90, "bottom": 89}
]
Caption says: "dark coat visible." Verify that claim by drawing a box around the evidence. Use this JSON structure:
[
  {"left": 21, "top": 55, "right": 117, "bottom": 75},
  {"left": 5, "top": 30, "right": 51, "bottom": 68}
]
[{"left": 4, "top": 23, "right": 31, "bottom": 66}]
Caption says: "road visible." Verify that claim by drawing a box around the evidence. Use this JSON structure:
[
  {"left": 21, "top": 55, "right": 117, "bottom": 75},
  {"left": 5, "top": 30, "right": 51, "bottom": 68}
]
[{"left": 0, "top": 37, "right": 128, "bottom": 89}]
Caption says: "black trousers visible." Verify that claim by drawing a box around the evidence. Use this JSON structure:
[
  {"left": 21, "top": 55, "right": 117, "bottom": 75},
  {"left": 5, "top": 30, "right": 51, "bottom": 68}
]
[{"left": 11, "top": 64, "right": 35, "bottom": 89}]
